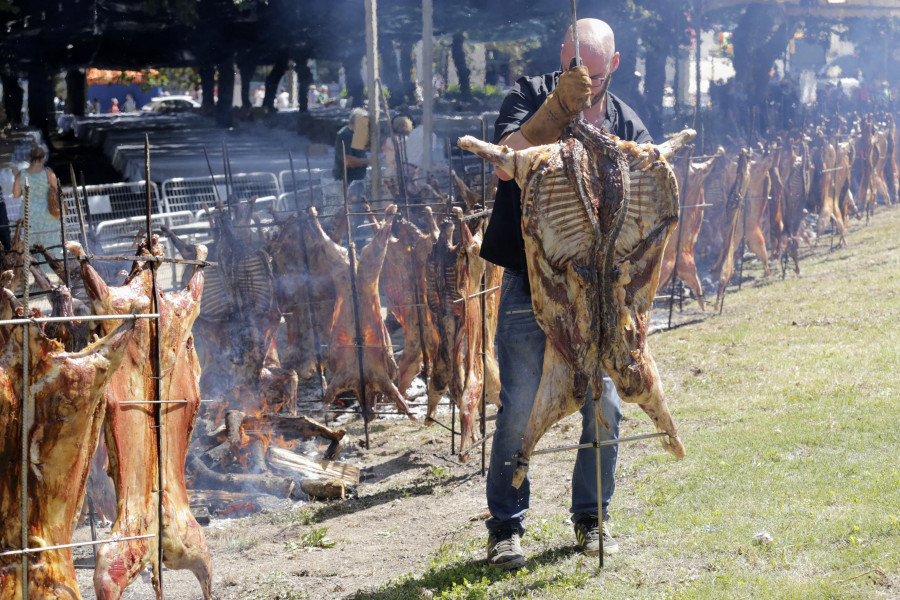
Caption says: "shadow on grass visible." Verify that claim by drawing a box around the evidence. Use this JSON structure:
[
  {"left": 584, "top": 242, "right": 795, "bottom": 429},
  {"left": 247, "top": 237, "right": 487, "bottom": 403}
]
[
  {"left": 349, "top": 544, "right": 581, "bottom": 600},
  {"left": 308, "top": 470, "right": 482, "bottom": 524}
]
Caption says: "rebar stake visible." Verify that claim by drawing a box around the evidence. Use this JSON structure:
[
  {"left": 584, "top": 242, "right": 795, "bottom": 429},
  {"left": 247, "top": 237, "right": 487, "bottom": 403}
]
[
  {"left": 287, "top": 152, "right": 328, "bottom": 424},
  {"left": 342, "top": 142, "right": 370, "bottom": 450},
  {"left": 20, "top": 181, "right": 31, "bottom": 600},
  {"left": 144, "top": 134, "right": 166, "bottom": 598}
]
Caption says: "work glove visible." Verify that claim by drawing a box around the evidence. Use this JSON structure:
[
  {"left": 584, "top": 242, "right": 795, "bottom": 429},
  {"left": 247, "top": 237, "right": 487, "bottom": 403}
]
[{"left": 519, "top": 65, "right": 591, "bottom": 146}]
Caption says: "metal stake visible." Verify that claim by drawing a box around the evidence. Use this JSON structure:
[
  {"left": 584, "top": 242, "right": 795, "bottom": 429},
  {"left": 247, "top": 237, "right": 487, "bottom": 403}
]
[
  {"left": 86, "top": 496, "right": 98, "bottom": 562},
  {"left": 668, "top": 147, "right": 693, "bottom": 329},
  {"left": 288, "top": 152, "right": 329, "bottom": 422},
  {"left": 144, "top": 134, "right": 165, "bottom": 597},
  {"left": 593, "top": 396, "right": 603, "bottom": 568},
  {"left": 20, "top": 181, "right": 31, "bottom": 600},
  {"left": 72, "top": 169, "right": 91, "bottom": 257},
  {"left": 342, "top": 143, "right": 370, "bottom": 449},
  {"left": 376, "top": 82, "right": 431, "bottom": 385}
]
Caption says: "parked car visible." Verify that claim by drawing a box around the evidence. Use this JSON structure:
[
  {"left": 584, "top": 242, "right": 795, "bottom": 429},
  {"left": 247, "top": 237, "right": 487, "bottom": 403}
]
[{"left": 140, "top": 96, "right": 201, "bottom": 113}]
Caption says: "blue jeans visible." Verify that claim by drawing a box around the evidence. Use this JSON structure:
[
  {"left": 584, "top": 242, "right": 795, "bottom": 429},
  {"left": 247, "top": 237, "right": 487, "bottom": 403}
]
[{"left": 486, "top": 271, "right": 622, "bottom": 535}]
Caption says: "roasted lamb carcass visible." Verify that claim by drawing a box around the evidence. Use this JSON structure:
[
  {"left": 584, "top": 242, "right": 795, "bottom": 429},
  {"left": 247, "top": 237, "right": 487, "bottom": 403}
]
[
  {"left": 659, "top": 147, "right": 724, "bottom": 310},
  {"left": 711, "top": 150, "right": 752, "bottom": 312},
  {"left": 303, "top": 205, "right": 413, "bottom": 420},
  {"left": 268, "top": 215, "right": 333, "bottom": 383},
  {"left": 459, "top": 123, "right": 690, "bottom": 487},
  {"left": 0, "top": 316, "right": 135, "bottom": 600},
  {"left": 381, "top": 216, "right": 438, "bottom": 399},
  {"left": 67, "top": 239, "right": 212, "bottom": 600}
]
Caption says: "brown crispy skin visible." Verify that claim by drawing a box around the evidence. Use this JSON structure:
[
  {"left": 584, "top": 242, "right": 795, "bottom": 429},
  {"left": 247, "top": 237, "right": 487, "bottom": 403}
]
[
  {"left": 74, "top": 240, "right": 212, "bottom": 600},
  {"left": 0, "top": 317, "right": 135, "bottom": 600},
  {"left": 303, "top": 206, "right": 412, "bottom": 420},
  {"left": 458, "top": 124, "right": 689, "bottom": 487}
]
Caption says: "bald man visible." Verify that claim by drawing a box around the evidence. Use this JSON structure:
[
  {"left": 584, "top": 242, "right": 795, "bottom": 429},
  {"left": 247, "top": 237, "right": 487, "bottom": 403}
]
[{"left": 481, "top": 19, "right": 651, "bottom": 569}]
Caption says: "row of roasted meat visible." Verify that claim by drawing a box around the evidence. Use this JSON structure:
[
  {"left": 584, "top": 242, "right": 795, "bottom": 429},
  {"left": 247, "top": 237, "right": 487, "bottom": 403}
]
[
  {"left": 660, "top": 111, "right": 899, "bottom": 311},
  {"left": 0, "top": 239, "right": 212, "bottom": 599}
]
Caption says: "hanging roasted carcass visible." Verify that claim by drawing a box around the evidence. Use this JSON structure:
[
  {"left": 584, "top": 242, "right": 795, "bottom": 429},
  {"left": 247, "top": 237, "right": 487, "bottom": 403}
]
[
  {"left": 67, "top": 239, "right": 212, "bottom": 600},
  {"left": 459, "top": 123, "right": 690, "bottom": 487},
  {"left": 162, "top": 211, "right": 291, "bottom": 416},
  {"left": 738, "top": 144, "right": 776, "bottom": 274},
  {"left": 302, "top": 205, "right": 413, "bottom": 420},
  {"left": 711, "top": 149, "right": 751, "bottom": 312},
  {"left": 809, "top": 131, "right": 848, "bottom": 246},
  {"left": 0, "top": 314, "right": 135, "bottom": 600},
  {"left": 381, "top": 215, "right": 438, "bottom": 399},
  {"left": 659, "top": 147, "right": 724, "bottom": 310}
]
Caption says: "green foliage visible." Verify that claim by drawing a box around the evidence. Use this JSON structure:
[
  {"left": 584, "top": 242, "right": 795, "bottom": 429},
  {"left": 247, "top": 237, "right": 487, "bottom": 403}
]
[
  {"left": 285, "top": 527, "right": 338, "bottom": 552},
  {"left": 442, "top": 84, "right": 506, "bottom": 101}
]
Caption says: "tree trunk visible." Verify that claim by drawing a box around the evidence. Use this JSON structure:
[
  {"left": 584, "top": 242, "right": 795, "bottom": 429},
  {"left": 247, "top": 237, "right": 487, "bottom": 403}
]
[
  {"left": 1, "top": 71, "right": 24, "bottom": 125},
  {"left": 296, "top": 58, "right": 312, "bottom": 112},
  {"left": 199, "top": 65, "right": 216, "bottom": 113},
  {"left": 27, "top": 66, "right": 54, "bottom": 141},
  {"left": 451, "top": 32, "right": 471, "bottom": 100},
  {"left": 237, "top": 55, "right": 255, "bottom": 109},
  {"left": 398, "top": 40, "right": 415, "bottom": 105},
  {"left": 263, "top": 55, "right": 287, "bottom": 111},
  {"left": 65, "top": 69, "right": 86, "bottom": 117},
  {"left": 732, "top": 5, "right": 792, "bottom": 138},
  {"left": 344, "top": 52, "right": 365, "bottom": 108},
  {"left": 215, "top": 57, "right": 235, "bottom": 128}
]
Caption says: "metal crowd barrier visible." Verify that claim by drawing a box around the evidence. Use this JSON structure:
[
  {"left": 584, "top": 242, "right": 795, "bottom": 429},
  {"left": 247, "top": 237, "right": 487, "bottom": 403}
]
[
  {"left": 61, "top": 181, "right": 163, "bottom": 241},
  {"left": 161, "top": 172, "right": 280, "bottom": 214}
]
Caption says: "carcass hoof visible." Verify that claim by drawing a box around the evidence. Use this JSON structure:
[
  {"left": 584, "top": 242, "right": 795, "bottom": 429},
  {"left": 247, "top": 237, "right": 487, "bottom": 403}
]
[
  {"left": 661, "top": 434, "right": 686, "bottom": 458},
  {"left": 511, "top": 460, "right": 529, "bottom": 489}
]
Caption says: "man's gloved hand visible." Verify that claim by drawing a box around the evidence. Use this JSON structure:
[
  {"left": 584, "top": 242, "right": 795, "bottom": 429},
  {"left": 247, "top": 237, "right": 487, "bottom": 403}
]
[{"left": 519, "top": 66, "right": 591, "bottom": 146}]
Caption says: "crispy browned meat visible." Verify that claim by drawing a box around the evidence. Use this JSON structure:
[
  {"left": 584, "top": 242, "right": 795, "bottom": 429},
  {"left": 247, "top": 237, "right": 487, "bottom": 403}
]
[
  {"left": 660, "top": 148, "right": 723, "bottom": 310},
  {"left": 0, "top": 314, "right": 134, "bottom": 600},
  {"left": 713, "top": 150, "right": 752, "bottom": 312},
  {"left": 269, "top": 215, "right": 334, "bottom": 382},
  {"left": 381, "top": 218, "right": 437, "bottom": 399},
  {"left": 68, "top": 239, "right": 211, "bottom": 600},
  {"left": 424, "top": 219, "right": 461, "bottom": 423},
  {"left": 459, "top": 124, "right": 690, "bottom": 487},
  {"left": 739, "top": 147, "right": 776, "bottom": 274},
  {"left": 303, "top": 206, "right": 412, "bottom": 420}
]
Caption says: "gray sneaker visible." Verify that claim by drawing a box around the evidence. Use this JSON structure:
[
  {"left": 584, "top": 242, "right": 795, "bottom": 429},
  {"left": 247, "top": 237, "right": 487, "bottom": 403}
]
[
  {"left": 487, "top": 529, "right": 527, "bottom": 570},
  {"left": 573, "top": 517, "right": 619, "bottom": 556}
]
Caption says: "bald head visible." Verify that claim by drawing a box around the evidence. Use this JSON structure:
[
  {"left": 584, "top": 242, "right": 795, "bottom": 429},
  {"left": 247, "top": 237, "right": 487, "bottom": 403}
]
[{"left": 561, "top": 19, "right": 619, "bottom": 109}]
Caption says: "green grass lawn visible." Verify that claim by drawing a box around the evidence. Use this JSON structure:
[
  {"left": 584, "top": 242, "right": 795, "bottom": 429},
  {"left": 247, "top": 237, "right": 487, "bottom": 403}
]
[{"left": 355, "top": 208, "right": 900, "bottom": 600}]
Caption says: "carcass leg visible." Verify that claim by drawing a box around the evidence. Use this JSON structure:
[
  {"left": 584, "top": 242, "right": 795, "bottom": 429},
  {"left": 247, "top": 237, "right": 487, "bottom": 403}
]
[
  {"left": 676, "top": 253, "right": 706, "bottom": 310},
  {"left": 512, "top": 342, "right": 581, "bottom": 489}
]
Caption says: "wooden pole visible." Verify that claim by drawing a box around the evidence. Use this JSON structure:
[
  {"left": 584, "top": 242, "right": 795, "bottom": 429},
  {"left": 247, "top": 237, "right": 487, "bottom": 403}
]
[
  {"left": 364, "top": 0, "right": 381, "bottom": 202},
  {"left": 421, "top": 0, "right": 433, "bottom": 173}
]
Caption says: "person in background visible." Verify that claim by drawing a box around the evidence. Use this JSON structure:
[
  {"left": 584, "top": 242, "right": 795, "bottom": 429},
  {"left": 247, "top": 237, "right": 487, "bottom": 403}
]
[
  {"left": 12, "top": 145, "right": 61, "bottom": 255},
  {"left": 333, "top": 107, "right": 370, "bottom": 185},
  {"left": 480, "top": 18, "right": 652, "bottom": 570},
  {"left": 123, "top": 93, "right": 137, "bottom": 113},
  {"left": 92, "top": 98, "right": 101, "bottom": 114},
  {"left": 278, "top": 87, "right": 291, "bottom": 110},
  {"left": 109, "top": 98, "right": 120, "bottom": 114}
]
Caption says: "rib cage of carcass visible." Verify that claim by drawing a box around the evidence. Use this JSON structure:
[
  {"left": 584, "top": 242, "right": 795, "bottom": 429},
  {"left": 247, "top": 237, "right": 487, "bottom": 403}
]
[{"left": 458, "top": 122, "right": 689, "bottom": 487}]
